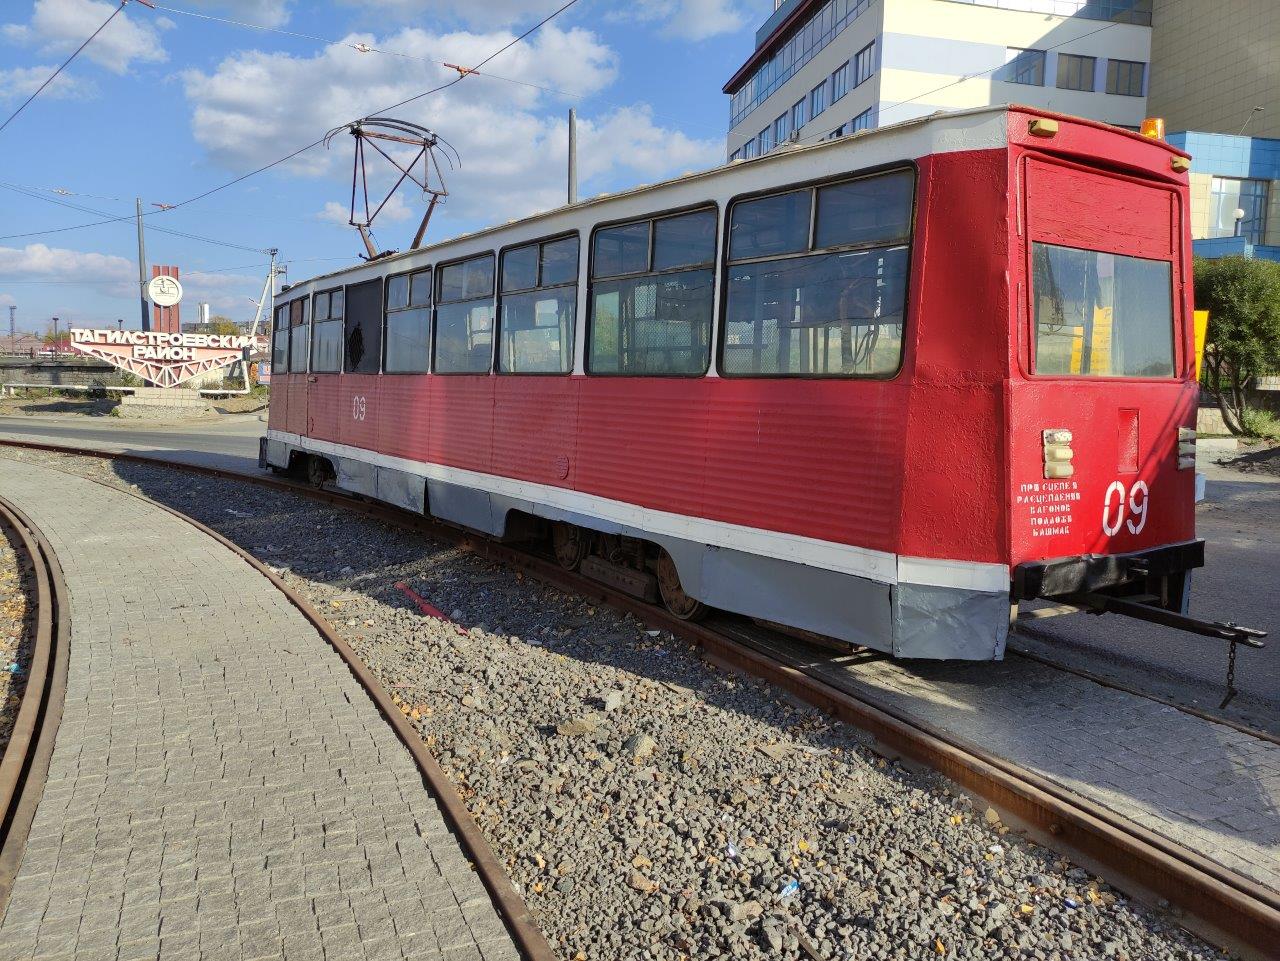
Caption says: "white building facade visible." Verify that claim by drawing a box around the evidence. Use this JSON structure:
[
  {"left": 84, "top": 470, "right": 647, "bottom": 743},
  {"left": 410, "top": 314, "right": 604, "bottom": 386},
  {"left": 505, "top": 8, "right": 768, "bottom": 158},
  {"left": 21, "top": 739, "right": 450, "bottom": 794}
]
[{"left": 725, "top": 0, "right": 1153, "bottom": 160}]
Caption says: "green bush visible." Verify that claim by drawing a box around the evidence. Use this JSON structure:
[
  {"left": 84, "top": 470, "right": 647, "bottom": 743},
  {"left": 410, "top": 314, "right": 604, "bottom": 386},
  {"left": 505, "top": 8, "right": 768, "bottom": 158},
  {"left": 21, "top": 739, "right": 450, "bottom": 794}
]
[{"left": 1239, "top": 407, "right": 1280, "bottom": 440}]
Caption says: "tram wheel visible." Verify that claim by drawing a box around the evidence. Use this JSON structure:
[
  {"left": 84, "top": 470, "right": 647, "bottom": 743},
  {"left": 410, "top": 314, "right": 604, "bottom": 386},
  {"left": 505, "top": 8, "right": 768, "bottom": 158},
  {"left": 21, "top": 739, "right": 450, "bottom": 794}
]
[
  {"left": 656, "top": 550, "right": 706, "bottom": 621},
  {"left": 305, "top": 455, "right": 331, "bottom": 488},
  {"left": 551, "top": 522, "right": 587, "bottom": 571}
]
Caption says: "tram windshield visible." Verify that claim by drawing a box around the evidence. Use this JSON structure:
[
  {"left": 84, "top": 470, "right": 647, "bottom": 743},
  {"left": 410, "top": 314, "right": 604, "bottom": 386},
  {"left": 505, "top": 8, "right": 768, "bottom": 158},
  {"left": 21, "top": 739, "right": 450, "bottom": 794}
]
[{"left": 1032, "top": 243, "right": 1175, "bottom": 378}]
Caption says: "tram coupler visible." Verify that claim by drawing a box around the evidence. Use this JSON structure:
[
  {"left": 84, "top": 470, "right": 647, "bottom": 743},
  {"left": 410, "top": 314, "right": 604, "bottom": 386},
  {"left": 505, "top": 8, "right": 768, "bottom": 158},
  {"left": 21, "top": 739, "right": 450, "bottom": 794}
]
[{"left": 1065, "top": 592, "right": 1266, "bottom": 708}]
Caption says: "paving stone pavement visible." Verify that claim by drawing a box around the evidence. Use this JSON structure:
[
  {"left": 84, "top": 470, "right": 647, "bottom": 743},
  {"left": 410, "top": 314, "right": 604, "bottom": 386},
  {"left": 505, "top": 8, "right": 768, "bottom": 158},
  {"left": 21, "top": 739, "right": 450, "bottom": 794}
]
[
  {"left": 0, "top": 459, "right": 521, "bottom": 961},
  {"left": 799, "top": 645, "right": 1280, "bottom": 892}
]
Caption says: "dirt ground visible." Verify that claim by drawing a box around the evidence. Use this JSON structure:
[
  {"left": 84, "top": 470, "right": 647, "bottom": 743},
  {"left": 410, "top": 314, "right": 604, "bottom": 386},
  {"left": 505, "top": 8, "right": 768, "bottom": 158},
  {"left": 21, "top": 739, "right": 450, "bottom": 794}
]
[
  {"left": 0, "top": 392, "right": 267, "bottom": 419},
  {"left": 1218, "top": 442, "right": 1280, "bottom": 478}
]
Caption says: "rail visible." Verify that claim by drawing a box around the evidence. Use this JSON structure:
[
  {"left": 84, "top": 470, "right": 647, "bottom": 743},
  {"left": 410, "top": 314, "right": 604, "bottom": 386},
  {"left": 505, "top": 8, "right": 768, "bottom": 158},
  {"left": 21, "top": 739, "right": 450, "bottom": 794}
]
[
  {"left": 0, "top": 437, "right": 1277, "bottom": 959},
  {"left": 0, "top": 492, "right": 69, "bottom": 915}
]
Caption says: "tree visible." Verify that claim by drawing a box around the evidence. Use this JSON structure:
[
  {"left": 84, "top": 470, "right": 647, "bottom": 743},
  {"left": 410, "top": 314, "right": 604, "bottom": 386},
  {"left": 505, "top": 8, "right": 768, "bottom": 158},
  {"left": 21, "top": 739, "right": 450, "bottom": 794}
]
[
  {"left": 207, "top": 315, "right": 241, "bottom": 335},
  {"left": 1193, "top": 256, "right": 1280, "bottom": 435}
]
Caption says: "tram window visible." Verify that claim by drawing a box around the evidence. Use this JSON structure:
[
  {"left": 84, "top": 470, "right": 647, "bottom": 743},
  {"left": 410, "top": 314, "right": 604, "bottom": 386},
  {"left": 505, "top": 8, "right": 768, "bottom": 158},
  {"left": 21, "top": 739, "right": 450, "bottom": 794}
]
[
  {"left": 501, "top": 245, "right": 539, "bottom": 292},
  {"left": 593, "top": 222, "right": 650, "bottom": 278},
  {"left": 434, "top": 253, "right": 495, "bottom": 374},
  {"left": 311, "top": 287, "right": 343, "bottom": 373},
  {"left": 540, "top": 237, "right": 579, "bottom": 287},
  {"left": 387, "top": 274, "right": 410, "bottom": 311},
  {"left": 589, "top": 209, "right": 716, "bottom": 376},
  {"left": 722, "top": 169, "right": 914, "bottom": 377},
  {"left": 814, "top": 170, "right": 914, "bottom": 249},
  {"left": 288, "top": 297, "right": 309, "bottom": 373},
  {"left": 385, "top": 269, "right": 431, "bottom": 373},
  {"left": 653, "top": 211, "right": 716, "bottom": 271},
  {"left": 343, "top": 279, "right": 383, "bottom": 374},
  {"left": 271, "top": 304, "right": 289, "bottom": 372},
  {"left": 1032, "top": 243, "right": 1174, "bottom": 378},
  {"left": 410, "top": 271, "right": 431, "bottom": 306},
  {"left": 728, "top": 190, "right": 810, "bottom": 260},
  {"left": 498, "top": 235, "right": 578, "bottom": 374}
]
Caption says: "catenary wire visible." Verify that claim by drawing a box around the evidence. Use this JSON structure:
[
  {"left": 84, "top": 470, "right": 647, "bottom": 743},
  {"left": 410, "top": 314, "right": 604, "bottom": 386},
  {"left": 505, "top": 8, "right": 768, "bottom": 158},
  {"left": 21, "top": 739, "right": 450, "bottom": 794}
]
[
  {"left": 0, "top": 1, "right": 127, "bottom": 135},
  {"left": 149, "top": 1, "right": 722, "bottom": 134},
  {"left": 0, "top": 182, "right": 273, "bottom": 254},
  {"left": 1, "top": 0, "right": 585, "bottom": 244}
]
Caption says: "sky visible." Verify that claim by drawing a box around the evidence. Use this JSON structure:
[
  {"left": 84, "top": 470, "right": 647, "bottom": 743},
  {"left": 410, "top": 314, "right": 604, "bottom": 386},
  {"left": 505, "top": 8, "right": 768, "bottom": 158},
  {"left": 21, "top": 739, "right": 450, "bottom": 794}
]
[{"left": 0, "top": 0, "right": 763, "bottom": 332}]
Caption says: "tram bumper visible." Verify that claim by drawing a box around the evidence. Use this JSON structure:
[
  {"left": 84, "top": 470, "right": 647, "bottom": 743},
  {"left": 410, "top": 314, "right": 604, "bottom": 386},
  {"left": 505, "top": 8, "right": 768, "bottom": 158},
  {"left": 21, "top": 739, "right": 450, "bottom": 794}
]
[{"left": 1012, "top": 539, "right": 1205, "bottom": 614}]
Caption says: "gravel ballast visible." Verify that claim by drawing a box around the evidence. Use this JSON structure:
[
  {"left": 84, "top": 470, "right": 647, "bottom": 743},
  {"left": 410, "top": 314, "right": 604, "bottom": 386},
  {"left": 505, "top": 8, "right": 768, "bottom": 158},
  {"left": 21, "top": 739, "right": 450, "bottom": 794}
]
[
  {"left": 0, "top": 512, "right": 32, "bottom": 758},
  {"left": 0, "top": 449, "right": 1228, "bottom": 961}
]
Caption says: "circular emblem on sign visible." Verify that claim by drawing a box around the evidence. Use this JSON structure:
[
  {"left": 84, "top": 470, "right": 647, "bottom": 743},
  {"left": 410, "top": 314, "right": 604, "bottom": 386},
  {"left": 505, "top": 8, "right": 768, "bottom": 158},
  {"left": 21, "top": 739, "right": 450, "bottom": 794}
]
[{"left": 147, "top": 275, "right": 184, "bottom": 307}]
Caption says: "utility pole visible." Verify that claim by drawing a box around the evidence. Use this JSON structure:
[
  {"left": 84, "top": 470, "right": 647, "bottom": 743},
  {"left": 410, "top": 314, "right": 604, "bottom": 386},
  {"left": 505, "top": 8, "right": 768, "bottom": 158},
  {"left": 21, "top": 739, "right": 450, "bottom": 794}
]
[
  {"left": 7, "top": 305, "right": 15, "bottom": 351},
  {"left": 247, "top": 249, "right": 278, "bottom": 341},
  {"left": 567, "top": 108, "right": 578, "bottom": 205},
  {"left": 136, "top": 197, "right": 149, "bottom": 332},
  {"left": 52, "top": 316, "right": 59, "bottom": 354}
]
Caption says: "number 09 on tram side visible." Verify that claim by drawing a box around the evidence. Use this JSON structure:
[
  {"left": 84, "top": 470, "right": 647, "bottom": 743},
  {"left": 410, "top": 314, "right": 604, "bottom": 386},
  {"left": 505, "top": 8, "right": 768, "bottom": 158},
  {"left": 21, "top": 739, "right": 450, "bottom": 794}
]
[{"left": 262, "top": 105, "right": 1262, "bottom": 661}]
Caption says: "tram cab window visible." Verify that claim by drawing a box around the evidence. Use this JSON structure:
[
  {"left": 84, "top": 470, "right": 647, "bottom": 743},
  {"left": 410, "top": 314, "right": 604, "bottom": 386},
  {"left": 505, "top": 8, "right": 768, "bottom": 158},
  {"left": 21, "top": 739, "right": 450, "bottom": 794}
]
[
  {"left": 434, "top": 253, "right": 495, "bottom": 374},
  {"left": 1031, "top": 244, "right": 1174, "bottom": 378},
  {"left": 311, "top": 288, "right": 344, "bottom": 373},
  {"left": 271, "top": 304, "right": 289, "bottom": 373},
  {"left": 498, "top": 235, "right": 578, "bottom": 374},
  {"left": 288, "top": 297, "right": 309, "bottom": 373},
  {"left": 384, "top": 268, "right": 432, "bottom": 373},
  {"left": 722, "top": 169, "right": 913, "bottom": 377},
  {"left": 588, "top": 209, "right": 716, "bottom": 376},
  {"left": 343, "top": 279, "right": 383, "bottom": 374}
]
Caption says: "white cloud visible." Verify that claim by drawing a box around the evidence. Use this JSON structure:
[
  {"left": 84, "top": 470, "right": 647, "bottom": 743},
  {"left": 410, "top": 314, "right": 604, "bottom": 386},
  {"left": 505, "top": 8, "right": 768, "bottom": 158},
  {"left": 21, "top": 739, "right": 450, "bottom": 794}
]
[
  {"left": 182, "top": 269, "right": 265, "bottom": 316},
  {"left": 0, "top": 244, "right": 259, "bottom": 315},
  {"left": 2, "top": 0, "right": 168, "bottom": 75},
  {"left": 0, "top": 64, "right": 98, "bottom": 102},
  {"left": 318, "top": 192, "right": 414, "bottom": 226},
  {"left": 184, "top": 1, "right": 292, "bottom": 29},
  {"left": 612, "top": 0, "right": 747, "bottom": 40},
  {"left": 181, "top": 24, "right": 720, "bottom": 240},
  {"left": 337, "top": 0, "right": 746, "bottom": 38}
]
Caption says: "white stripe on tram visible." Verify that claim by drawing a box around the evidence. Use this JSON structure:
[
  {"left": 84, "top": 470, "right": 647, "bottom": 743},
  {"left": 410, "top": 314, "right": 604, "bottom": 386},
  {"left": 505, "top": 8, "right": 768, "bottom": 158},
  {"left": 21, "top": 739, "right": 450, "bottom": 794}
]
[{"left": 266, "top": 429, "right": 1010, "bottom": 593}]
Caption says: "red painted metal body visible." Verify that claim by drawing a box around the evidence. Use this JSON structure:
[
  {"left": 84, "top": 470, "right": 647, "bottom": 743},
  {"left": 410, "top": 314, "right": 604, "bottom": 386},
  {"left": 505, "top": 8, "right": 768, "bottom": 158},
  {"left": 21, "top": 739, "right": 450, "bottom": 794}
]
[{"left": 267, "top": 108, "right": 1195, "bottom": 591}]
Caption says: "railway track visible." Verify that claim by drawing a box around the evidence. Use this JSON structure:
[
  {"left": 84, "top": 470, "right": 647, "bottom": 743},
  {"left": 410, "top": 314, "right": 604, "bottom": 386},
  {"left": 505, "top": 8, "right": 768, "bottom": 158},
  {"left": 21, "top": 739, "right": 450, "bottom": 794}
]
[
  {"left": 1, "top": 437, "right": 1278, "bottom": 959},
  {"left": 0, "top": 489, "right": 69, "bottom": 916}
]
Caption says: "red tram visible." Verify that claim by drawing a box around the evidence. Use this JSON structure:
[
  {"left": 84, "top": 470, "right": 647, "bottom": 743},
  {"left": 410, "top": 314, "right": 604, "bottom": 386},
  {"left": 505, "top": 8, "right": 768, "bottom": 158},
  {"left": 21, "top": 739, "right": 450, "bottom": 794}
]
[{"left": 263, "top": 105, "right": 1213, "bottom": 660}]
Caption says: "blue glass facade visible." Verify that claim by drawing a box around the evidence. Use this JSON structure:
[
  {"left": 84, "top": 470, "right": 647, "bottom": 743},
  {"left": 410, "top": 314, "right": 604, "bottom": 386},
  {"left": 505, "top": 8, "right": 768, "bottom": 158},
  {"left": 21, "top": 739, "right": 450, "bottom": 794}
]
[{"left": 1168, "top": 131, "right": 1280, "bottom": 263}]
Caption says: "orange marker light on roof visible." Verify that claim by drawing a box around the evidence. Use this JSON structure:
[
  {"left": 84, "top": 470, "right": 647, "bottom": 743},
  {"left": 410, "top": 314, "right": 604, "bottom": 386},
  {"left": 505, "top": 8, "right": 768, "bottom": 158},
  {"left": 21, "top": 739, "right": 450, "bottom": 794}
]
[{"left": 1140, "top": 117, "right": 1166, "bottom": 140}]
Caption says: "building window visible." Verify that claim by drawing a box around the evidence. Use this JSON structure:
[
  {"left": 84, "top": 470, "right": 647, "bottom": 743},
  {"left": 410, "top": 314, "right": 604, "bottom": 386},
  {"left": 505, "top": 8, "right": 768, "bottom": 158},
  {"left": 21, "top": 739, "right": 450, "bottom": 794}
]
[
  {"left": 742, "top": 139, "right": 757, "bottom": 160},
  {"left": 311, "top": 288, "right": 344, "bottom": 373},
  {"left": 791, "top": 98, "right": 807, "bottom": 132},
  {"left": 831, "top": 62, "right": 849, "bottom": 103},
  {"left": 723, "top": 169, "right": 914, "bottom": 377},
  {"left": 288, "top": 297, "right": 309, "bottom": 373},
  {"left": 809, "top": 82, "right": 827, "bottom": 119},
  {"left": 997, "top": 48, "right": 1045, "bottom": 86},
  {"left": 828, "top": 126, "right": 847, "bottom": 140},
  {"left": 1209, "top": 177, "right": 1269, "bottom": 244},
  {"left": 1106, "top": 59, "right": 1145, "bottom": 97},
  {"left": 851, "top": 107, "right": 874, "bottom": 132},
  {"left": 774, "top": 112, "right": 790, "bottom": 145},
  {"left": 853, "top": 41, "right": 875, "bottom": 87},
  {"left": 729, "top": 148, "right": 743, "bottom": 162},
  {"left": 343, "top": 280, "right": 382, "bottom": 374},
  {"left": 433, "top": 253, "right": 495, "bottom": 373},
  {"left": 588, "top": 209, "right": 716, "bottom": 376},
  {"left": 758, "top": 125, "right": 774, "bottom": 154},
  {"left": 383, "top": 269, "right": 431, "bottom": 373},
  {"left": 1056, "top": 53, "right": 1096, "bottom": 92},
  {"left": 498, "top": 235, "right": 578, "bottom": 374}
]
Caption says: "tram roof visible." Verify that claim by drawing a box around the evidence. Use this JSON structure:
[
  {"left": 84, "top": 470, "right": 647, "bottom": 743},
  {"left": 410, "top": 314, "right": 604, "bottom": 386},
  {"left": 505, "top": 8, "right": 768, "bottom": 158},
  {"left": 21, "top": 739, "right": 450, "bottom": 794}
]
[{"left": 280, "top": 104, "right": 1182, "bottom": 297}]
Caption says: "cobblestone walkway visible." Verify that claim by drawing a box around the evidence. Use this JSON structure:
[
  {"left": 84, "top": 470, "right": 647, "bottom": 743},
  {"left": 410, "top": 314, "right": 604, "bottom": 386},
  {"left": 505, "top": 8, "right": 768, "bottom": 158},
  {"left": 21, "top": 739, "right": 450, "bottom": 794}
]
[
  {"left": 791, "top": 643, "right": 1280, "bottom": 892},
  {"left": 0, "top": 459, "right": 519, "bottom": 961}
]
